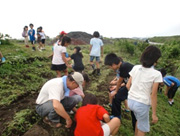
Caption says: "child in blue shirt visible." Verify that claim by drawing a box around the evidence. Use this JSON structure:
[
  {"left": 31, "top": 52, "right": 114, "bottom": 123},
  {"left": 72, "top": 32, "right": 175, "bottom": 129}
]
[
  {"left": 0, "top": 51, "right": 5, "bottom": 63},
  {"left": 89, "top": 31, "right": 103, "bottom": 76},
  {"left": 160, "top": 69, "right": 180, "bottom": 106},
  {"left": 28, "top": 23, "right": 36, "bottom": 51}
]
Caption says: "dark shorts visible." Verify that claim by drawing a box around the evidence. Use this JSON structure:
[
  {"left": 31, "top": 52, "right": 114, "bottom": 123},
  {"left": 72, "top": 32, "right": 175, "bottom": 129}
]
[
  {"left": 72, "top": 65, "right": 84, "bottom": 72},
  {"left": 41, "top": 39, "right": 45, "bottom": 44},
  {"left": 31, "top": 40, "right": 35, "bottom": 45},
  {"left": 117, "top": 86, "right": 128, "bottom": 101},
  {"left": 167, "top": 83, "right": 178, "bottom": 99},
  {"left": 51, "top": 64, "right": 67, "bottom": 71}
]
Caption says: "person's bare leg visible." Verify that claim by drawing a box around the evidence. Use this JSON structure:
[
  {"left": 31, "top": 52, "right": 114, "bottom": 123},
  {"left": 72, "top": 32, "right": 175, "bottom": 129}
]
[
  {"left": 64, "top": 69, "right": 68, "bottom": 76},
  {"left": 137, "top": 129, "right": 145, "bottom": 136},
  {"left": 124, "top": 100, "right": 130, "bottom": 110},
  {"left": 106, "top": 117, "right": 120, "bottom": 136},
  {"left": 56, "top": 71, "right": 61, "bottom": 77},
  {"left": 96, "top": 61, "right": 100, "bottom": 69},
  {"left": 135, "top": 122, "right": 138, "bottom": 136}
]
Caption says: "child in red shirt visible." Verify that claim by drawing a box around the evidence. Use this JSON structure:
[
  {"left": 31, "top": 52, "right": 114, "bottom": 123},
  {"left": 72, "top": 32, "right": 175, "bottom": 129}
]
[{"left": 75, "top": 93, "right": 120, "bottom": 136}]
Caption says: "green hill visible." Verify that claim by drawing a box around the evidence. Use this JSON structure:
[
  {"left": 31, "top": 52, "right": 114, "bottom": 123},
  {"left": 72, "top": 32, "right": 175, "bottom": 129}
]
[{"left": 0, "top": 37, "right": 179, "bottom": 136}]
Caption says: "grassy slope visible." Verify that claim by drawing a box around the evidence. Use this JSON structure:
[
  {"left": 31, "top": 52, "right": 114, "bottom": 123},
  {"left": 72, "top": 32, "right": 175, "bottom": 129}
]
[{"left": 0, "top": 40, "right": 180, "bottom": 136}]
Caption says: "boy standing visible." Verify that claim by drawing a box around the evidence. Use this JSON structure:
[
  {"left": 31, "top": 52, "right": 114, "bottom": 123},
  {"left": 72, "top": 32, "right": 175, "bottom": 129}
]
[
  {"left": 90, "top": 31, "right": 103, "bottom": 76},
  {"left": 28, "top": 23, "right": 36, "bottom": 51}
]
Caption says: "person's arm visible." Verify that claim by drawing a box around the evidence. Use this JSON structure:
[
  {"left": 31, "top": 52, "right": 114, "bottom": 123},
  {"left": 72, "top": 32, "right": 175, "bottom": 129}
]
[
  {"left": 66, "top": 57, "right": 72, "bottom": 62},
  {"left": 62, "top": 53, "right": 71, "bottom": 68},
  {"left": 110, "top": 77, "right": 117, "bottom": 85},
  {"left": 126, "top": 76, "right": 132, "bottom": 90},
  {"left": 151, "top": 82, "right": 159, "bottom": 124},
  {"left": 89, "top": 45, "right": 92, "bottom": 54},
  {"left": 103, "top": 113, "right": 110, "bottom": 123},
  {"left": 52, "top": 99, "right": 72, "bottom": 128},
  {"left": 101, "top": 46, "right": 103, "bottom": 57},
  {"left": 111, "top": 77, "right": 124, "bottom": 97}
]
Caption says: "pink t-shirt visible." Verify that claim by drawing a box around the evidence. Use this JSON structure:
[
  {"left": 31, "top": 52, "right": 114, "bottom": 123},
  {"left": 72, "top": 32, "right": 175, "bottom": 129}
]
[{"left": 69, "top": 87, "right": 84, "bottom": 97}]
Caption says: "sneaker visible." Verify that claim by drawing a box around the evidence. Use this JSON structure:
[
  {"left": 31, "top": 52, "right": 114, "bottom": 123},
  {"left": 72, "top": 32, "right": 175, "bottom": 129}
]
[
  {"left": 32, "top": 47, "right": 36, "bottom": 51},
  {"left": 25, "top": 45, "right": 29, "bottom": 48},
  {"left": 125, "top": 109, "right": 130, "bottom": 112},
  {"left": 168, "top": 101, "right": 173, "bottom": 106},
  {"left": 1, "top": 57, "right": 6, "bottom": 63},
  {"left": 108, "top": 103, "right": 112, "bottom": 107},
  {"left": 68, "top": 110, "right": 74, "bottom": 115}
]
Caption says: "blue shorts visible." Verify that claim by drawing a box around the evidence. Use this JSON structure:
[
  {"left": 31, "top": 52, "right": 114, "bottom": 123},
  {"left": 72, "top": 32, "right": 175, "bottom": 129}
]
[
  {"left": 90, "top": 56, "right": 100, "bottom": 62},
  {"left": 128, "top": 99, "right": 150, "bottom": 132}
]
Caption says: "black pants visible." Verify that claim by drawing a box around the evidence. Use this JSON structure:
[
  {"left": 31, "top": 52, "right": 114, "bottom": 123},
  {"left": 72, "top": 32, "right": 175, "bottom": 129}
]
[
  {"left": 112, "top": 86, "right": 136, "bottom": 131},
  {"left": 168, "top": 83, "right": 178, "bottom": 99}
]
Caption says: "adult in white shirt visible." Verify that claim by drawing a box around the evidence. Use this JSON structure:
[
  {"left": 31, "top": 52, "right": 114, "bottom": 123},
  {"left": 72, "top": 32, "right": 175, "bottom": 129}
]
[{"left": 36, "top": 72, "right": 84, "bottom": 128}]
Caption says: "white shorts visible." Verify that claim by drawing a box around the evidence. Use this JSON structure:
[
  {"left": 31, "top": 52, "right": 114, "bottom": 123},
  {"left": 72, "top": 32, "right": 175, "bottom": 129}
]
[{"left": 102, "top": 124, "right": 110, "bottom": 136}]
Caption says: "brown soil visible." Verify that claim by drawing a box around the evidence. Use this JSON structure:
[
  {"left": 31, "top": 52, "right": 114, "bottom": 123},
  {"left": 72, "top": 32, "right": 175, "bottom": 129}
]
[{"left": 0, "top": 93, "right": 38, "bottom": 135}]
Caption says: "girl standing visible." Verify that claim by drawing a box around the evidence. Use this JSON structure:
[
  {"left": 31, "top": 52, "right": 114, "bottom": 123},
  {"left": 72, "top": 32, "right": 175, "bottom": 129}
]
[
  {"left": 22, "top": 26, "right": 29, "bottom": 47},
  {"left": 51, "top": 36, "right": 71, "bottom": 77}
]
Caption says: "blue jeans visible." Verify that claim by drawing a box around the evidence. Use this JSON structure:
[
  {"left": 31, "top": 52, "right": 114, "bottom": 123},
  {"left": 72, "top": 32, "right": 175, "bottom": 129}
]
[{"left": 36, "top": 95, "right": 81, "bottom": 123}]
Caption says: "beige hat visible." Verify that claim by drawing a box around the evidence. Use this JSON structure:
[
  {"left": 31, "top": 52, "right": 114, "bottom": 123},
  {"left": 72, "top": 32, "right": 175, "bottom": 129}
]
[{"left": 72, "top": 72, "right": 84, "bottom": 91}]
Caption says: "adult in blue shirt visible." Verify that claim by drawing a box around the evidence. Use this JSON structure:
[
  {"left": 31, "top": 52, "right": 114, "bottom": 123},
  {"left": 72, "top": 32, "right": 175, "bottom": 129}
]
[{"left": 28, "top": 23, "right": 36, "bottom": 51}]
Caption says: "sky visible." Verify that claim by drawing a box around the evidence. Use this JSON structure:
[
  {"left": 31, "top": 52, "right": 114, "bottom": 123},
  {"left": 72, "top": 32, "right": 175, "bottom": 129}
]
[{"left": 1, "top": 0, "right": 180, "bottom": 39}]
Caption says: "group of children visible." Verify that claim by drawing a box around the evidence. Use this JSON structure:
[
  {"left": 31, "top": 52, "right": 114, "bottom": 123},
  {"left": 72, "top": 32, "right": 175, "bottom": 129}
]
[
  {"left": 22, "top": 23, "right": 46, "bottom": 51},
  {"left": 50, "top": 31, "right": 103, "bottom": 77},
  {"left": 47, "top": 30, "right": 180, "bottom": 136}
]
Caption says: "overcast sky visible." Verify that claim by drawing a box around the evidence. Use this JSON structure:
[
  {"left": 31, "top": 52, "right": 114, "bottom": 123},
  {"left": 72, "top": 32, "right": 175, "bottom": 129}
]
[{"left": 1, "top": 0, "right": 180, "bottom": 39}]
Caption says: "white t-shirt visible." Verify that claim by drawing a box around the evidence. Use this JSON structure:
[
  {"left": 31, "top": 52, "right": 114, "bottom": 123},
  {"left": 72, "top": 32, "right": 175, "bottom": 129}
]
[
  {"left": 128, "top": 65, "right": 163, "bottom": 105},
  {"left": 52, "top": 43, "right": 66, "bottom": 65},
  {"left": 90, "top": 38, "right": 103, "bottom": 56},
  {"left": 36, "top": 78, "right": 64, "bottom": 105},
  {"left": 39, "top": 32, "right": 46, "bottom": 39}
]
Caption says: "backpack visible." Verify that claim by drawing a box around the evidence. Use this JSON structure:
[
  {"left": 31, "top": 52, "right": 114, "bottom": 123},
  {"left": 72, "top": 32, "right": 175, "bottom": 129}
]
[{"left": 22, "top": 31, "right": 26, "bottom": 37}]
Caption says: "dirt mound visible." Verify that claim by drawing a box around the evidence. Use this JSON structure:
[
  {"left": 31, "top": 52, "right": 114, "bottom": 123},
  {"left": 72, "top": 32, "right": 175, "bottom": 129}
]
[{"left": 67, "top": 31, "right": 93, "bottom": 45}]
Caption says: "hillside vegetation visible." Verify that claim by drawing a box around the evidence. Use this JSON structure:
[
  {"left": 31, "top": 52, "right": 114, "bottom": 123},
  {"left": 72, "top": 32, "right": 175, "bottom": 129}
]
[{"left": 0, "top": 35, "right": 180, "bottom": 136}]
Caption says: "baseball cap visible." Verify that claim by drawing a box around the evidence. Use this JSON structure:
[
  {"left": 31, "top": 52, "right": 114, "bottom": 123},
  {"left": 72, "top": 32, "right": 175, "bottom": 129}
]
[
  {"left": 72, "top": 72, "right": 84, "bottom": 91},
  {"left": 60, "top": 31, "right": 67, "bottom": 35}
]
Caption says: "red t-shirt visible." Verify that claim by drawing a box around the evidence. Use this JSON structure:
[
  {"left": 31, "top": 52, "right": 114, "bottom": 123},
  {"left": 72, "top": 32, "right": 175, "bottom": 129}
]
[{"left": 74, "top": 104, "right": 109, "bottom": 136}]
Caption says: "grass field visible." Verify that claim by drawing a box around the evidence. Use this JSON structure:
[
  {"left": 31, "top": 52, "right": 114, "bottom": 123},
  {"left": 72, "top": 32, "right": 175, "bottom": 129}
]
[{"left": 0, "top": 38, "right": 180, "bottom": 136}]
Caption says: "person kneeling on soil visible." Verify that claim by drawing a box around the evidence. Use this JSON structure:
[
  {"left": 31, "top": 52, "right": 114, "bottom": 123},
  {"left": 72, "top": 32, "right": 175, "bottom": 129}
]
[
  {"left": 35, "top": 72, "right": 84, "bottom": 128},
  {"left": 74, "top": 93, "right": 120, "bottom": 136}
]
